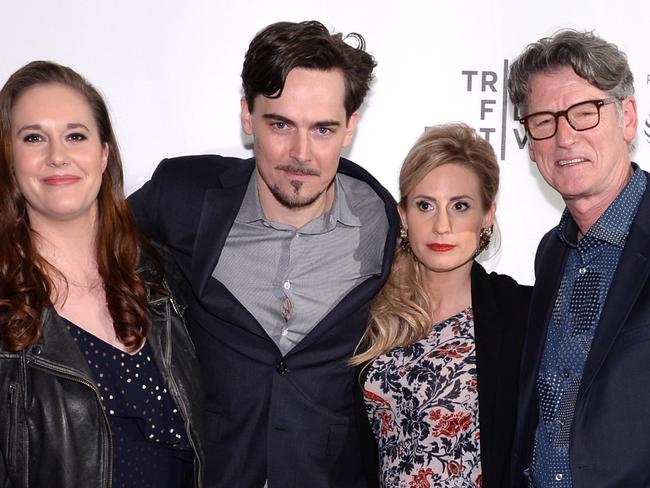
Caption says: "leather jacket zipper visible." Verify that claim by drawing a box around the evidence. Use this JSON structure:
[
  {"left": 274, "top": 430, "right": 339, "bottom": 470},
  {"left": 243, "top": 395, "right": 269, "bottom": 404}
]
[
  {"left": 166, "top": 367, "right": 201, "bottom": 486},
  {"left": 28, "top": 359, "right": 113, "bottom": 488},
  {"left": 7, "top": 383, "right": 18, "bottom": 471},
  {"left": 161, "top": 299, "right": 202, "bottom": 488}
]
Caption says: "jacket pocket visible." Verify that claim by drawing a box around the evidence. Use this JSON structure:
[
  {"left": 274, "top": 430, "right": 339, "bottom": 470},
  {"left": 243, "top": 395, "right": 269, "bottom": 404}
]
[{"left": 6, "top": 383, "right": 19, "bottom": 472}]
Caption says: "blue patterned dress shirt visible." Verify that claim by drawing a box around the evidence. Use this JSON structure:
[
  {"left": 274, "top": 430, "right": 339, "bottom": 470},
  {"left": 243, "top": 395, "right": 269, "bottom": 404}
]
[{"left": 531, "top": 164, "right": 646, "bottom": 487}]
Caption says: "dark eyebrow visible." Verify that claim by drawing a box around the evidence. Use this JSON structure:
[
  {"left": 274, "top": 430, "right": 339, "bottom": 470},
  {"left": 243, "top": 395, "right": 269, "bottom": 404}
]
[
  {"left": 17, "top": 122, "right": 91, "bottom": 134},
  {"left": 261, "top": 113, "right": 342, "bottom": 128},
  {"left": 313, "top": 119, "right": 342, "bottom": 128},
  {"left": 262, "top": 113, "right": 295, "bottom": 125}
]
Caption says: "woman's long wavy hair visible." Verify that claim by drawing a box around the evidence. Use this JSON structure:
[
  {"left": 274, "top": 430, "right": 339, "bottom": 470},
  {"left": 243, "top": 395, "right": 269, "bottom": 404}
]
[
  {"left": 351, "top": 123, "right": 500, "bottom": 365},
  {"left": 0, "top": 60, "right": 159, "bottom": 353}
]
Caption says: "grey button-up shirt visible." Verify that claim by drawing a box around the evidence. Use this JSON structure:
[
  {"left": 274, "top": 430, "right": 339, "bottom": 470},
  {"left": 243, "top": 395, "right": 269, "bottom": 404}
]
[{"left": 213, "top": 170, "right": 388, "bottom": 355}]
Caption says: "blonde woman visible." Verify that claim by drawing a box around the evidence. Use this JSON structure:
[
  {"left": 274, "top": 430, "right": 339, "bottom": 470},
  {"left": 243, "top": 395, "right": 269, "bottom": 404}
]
[{"left": 355, "top": 123, "right": 531, "bottom": 488}]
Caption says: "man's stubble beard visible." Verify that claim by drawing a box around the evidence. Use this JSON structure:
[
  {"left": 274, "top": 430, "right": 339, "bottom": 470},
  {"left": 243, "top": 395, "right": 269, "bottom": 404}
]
[
  {"left": 270, "top": 179, "right": 323, "bottom": 209},
  {"left": 268, "top": 164, "right": 333, "bottom": 210}
]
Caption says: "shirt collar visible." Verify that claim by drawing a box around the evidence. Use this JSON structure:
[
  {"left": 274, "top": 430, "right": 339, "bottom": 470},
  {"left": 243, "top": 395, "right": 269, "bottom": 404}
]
[
  {"left": 235, "top": 171, "right": 361, "bottom": 232},
  {"left": 557, "top": 162, "right": 646, "bottom": 248},
  {"left": 236, "top": 172, "right": 264, "bottom": 224}
]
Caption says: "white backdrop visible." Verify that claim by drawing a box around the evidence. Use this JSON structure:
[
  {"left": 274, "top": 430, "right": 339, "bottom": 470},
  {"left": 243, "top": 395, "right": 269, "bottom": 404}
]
[{"left": 3, "top": 0, "right": 650, "bottom": 285}]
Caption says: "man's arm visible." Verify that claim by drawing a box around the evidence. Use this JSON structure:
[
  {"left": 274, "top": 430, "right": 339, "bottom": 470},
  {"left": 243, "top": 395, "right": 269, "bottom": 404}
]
[
  {"left": 127, "top": 159, "right": 169, "bottom": 242},
  {"left": 128, "top": 154, "right": 244, "bottom": 261}
]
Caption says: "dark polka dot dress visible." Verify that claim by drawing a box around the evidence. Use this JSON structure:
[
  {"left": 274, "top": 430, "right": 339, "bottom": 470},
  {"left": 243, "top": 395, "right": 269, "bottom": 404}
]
[{"left": 66, "top": 319, "right": 193, "bottom": 488}]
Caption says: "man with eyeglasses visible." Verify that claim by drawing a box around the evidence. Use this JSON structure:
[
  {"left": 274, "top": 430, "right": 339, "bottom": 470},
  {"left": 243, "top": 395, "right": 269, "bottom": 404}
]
[{"left": 507, "top": 30, "right": 645, "bottom": 487}]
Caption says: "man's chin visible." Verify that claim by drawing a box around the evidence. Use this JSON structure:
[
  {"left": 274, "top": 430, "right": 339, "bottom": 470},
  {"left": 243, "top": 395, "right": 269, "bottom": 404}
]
[
  {"left": 280, "top": 195, "right": 322, "bottom": 210},
  {"left": 271, "top": 186, "right": 322, "bottom": 210}
]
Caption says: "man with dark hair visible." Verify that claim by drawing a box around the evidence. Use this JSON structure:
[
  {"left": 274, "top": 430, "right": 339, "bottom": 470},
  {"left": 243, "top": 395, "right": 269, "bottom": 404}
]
[
  {"left": 508, "top": 30, "right": 646, "bottom": 487},
  {"left": 130, "top": 20, "right": 398, "bottom": 487}
]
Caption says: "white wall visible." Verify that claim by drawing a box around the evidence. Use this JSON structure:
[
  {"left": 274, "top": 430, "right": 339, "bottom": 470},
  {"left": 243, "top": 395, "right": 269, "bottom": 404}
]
[{"left": 3, "top": 0, "right": 650, "bottom": 284}]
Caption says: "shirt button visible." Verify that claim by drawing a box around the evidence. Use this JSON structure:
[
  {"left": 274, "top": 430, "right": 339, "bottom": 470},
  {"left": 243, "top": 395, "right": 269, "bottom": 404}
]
[
  {"left": 555, "top": 473, "right": 563, "bottom": 481},
  {"left": 283, "top": 281, "right": 290, "bottom": 290},
  {"left": 563, "top": 369, "right": 570, "bottom": 378},
  {"left": 281, "top": 328, "right": 288, "bottom": 337},
  {"left": 578, "top": 267, "right": 587, "bottom": 274}
]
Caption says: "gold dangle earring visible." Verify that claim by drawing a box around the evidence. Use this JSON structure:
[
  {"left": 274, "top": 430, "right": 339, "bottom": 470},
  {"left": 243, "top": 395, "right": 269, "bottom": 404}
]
[
  {"left": 399, "top": 226, "right": 411, "bottom": 253},
  {"left": 477, "top": 225, "right": 493, "bottom": 254}
]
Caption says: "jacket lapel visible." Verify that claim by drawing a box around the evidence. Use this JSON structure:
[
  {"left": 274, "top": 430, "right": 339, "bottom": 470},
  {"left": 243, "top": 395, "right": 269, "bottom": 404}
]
[
  {"left": 31, "top": 309, "right": 95, "bottom": 382},
  {"left": 578, "top": 189, "right": 650, "bottom": 400},
  {"left": 189, "top": 161, "right": 268, "bottom": 339}
]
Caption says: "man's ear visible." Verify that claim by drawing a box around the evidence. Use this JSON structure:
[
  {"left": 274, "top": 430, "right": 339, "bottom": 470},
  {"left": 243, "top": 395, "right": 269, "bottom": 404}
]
[
  {"left": 621, "top": 96, "right": 638, "bottom": 144},
  {"left": 528, "top": 140, "right": 537, "bottom": 163},
  {"left": 241, "top": 97, "right": 254, "bottom": 136},
  {"left": 342, "top": 112, "right": 359, "bottom": 148}
]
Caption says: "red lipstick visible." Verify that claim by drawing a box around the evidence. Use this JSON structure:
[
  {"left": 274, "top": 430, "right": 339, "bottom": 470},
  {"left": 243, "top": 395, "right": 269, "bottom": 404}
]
[{"left": 427, "top": 243, "right": 455, "bottom": 252}]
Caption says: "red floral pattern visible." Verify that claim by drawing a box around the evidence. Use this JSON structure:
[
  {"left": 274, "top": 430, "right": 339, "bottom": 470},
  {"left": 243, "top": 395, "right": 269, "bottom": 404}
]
[
  {"left": 409, "top": 467, "right": 434, "bottom": 488},
  {"left": 364, "top": 308, "right": 482, "bottom": 487},
  {"left": 430, "top": 411, "right": 473, "bottom": 438}
]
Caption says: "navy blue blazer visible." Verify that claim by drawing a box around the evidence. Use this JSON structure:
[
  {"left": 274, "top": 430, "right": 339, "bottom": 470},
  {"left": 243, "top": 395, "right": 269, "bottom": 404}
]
[
  {"left": 129, "top": 155, "right": 399, "bottom": 488},
  {"left": 510, "top": 173, "right": 650, "bottom": 487}
]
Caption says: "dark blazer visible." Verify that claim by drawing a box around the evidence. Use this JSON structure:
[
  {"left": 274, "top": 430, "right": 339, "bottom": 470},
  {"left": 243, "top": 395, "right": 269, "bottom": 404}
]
[
  {"left": 510, "top": 176, "right": 650, "bottom": 487},
  {"left": 129, "top": 155, "right": 399, "bottom": 488},
  {"left": 471, "top": 262, "right": 532, "bottom": 488}
]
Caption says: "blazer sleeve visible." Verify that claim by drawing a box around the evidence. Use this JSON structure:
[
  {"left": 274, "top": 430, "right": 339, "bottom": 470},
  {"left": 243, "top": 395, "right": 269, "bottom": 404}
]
[{"left": 128, "top": 158, "right": 171, "bottom": 243}]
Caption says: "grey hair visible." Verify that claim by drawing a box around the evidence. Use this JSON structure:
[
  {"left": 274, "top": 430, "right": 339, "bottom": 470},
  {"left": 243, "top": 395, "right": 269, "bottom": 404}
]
[{"left": 508, "top": 29, "right": 634, "bottom": 116}]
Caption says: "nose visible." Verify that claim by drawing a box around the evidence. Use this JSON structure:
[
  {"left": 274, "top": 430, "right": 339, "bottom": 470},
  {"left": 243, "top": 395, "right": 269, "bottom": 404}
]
[
  {"left": 47, "top": 139, "right": 69, "bottom": 167},
  {"left": 289, "top": 131, "right": 312, "bottom": 163},
  {"left": 554, "top": 114, "right": 576, "bottom": 147},
  {"left": 433, "top": 209, "right": 451, "bottom": 234}
]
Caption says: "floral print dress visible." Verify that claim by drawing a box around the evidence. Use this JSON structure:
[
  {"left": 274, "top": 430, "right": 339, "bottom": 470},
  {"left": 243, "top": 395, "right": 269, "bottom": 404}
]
[{"left": 364, "top": 308, "right": 482, "bottom": 488}]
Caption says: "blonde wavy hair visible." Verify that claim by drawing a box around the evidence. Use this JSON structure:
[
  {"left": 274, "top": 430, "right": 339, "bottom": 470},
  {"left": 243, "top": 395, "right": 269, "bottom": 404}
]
[{"left": 350, "top": 122, "right": 500, "bottom": 365}]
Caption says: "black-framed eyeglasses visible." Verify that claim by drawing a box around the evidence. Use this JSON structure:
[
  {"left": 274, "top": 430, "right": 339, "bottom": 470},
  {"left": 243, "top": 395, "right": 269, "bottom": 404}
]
[{"left": 519, "top": 97, "right": 623, "bottom": 141}]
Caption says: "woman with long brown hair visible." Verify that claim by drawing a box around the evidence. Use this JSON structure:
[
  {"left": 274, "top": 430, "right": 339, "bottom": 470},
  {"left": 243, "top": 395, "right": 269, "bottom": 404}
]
[
  {"left": 354, "top": 123, "right": 530, "bottom": 488},
  {"left": 0, "top": 61, "right": 204, "bottom": 487}
]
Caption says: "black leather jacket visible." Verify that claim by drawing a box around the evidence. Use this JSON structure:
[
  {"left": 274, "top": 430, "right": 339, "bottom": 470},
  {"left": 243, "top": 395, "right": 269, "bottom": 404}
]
[{"left": 0, "top": 265, "right": 205, "bottom": 487}]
